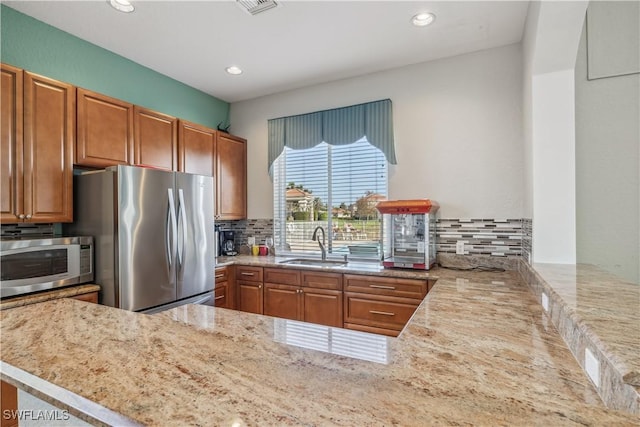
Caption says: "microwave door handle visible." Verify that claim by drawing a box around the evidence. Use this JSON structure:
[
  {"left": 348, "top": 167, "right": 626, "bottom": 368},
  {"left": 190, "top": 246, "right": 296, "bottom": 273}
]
[
  {"left": 177, "top": 189, "right": 188, "bottom": 270},
  {"left": 167, "top": 189, "right": 178, "bottom": 283}
]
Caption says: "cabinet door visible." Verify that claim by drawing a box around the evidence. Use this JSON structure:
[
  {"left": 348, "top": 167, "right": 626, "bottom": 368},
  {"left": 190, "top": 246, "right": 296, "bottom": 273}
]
[
  {"left": 302, "top": 287, "right": 343, "bottom": 327},
  {"left": 1, "top": 380, "right": 18, "bottom": 427},
  {"left": 0, "top": 64, "right": 23, "bottom": 223},
  {"left": 216, "top": 132, "right": 246, "bottom": 220},
  {"left": 177, "top": 120, "right": 215, "bottom": 176},
  {"left": 134, "top": 106, "right": 177, "bottom": 171},
  {"left": 23, "top": 72, "right": 74, "bottom": 223},
  {"left": 76, "top": 88, "right": 133, "bottom": 167},
  {"left": 237, "top": 280, "right": 263, "bottom": 314},
  {"left": 264, "top": 283, "right": 300, "bottom": 321}
]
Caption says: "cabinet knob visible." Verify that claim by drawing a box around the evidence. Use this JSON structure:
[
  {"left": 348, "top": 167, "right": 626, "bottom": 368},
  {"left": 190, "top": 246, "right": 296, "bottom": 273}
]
[
  {"left": 18, "top": 214, "right": 25, "bottom": 219},
  {"left": 25, "top": 214, "right": 32, "bottom": 220},
  {"left": 259, "top": 285, "right": 262, "bottom": 289}
]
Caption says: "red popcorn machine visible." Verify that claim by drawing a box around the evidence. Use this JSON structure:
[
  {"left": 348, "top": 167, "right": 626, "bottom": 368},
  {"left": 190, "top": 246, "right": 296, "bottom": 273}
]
[{"left": 376, "top": 199, "right": 439, "bottom": 270}]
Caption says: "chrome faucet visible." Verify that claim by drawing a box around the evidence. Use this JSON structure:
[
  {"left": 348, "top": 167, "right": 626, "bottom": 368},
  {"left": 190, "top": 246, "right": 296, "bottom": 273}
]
[{"left": 312, "top": 226, "right": 327, "bottom": 261}]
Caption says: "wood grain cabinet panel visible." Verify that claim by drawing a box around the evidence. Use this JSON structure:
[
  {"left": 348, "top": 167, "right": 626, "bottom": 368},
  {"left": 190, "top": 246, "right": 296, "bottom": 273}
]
[
  {"left": 134, "top": 106, "right": 177, "bottom": 171},
  {"left": 69, "top": 292, "right": 99, "bottom": 304},
  {"left": 177, "top": 120, "right": 215, "bottom": 176},
  {"left": 216, "top": 132, "right": 246, "bottom": 220},
  {"left": 262, "top": 268, "right": 343, "bottom": 327},
  {"left": 236, "top": 266, "right": 263, "bottom": 314},
  {"left": 1, "top": 64, "right": 23, "bottom": 223},
  {"left": 1, "top": 380, "right": 18, "bottom": 427},
  {"left": 24, "top": 72, "right": 75, "bottom": 223},
  {"left": 76, "top": 88, "right": 133, "bottom": 168},
  {"left": 215, "top": 266, "right": 234, "bottom": 309},
  {"left": 2, "top": 66, "right": 75, "bottom": 224}
]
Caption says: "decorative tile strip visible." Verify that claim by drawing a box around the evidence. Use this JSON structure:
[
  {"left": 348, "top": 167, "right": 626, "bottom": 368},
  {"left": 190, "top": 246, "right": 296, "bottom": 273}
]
[
  {"left": 521, "top": 218, "right": 532, "bottom": 264},
  {"left": 436, "top": 219, "right": 522, "bottom": 258}
]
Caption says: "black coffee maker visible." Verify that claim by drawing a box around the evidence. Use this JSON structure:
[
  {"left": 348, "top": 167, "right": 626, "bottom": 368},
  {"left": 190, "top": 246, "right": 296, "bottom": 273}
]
[{"left": 220, "top": 230, "right": 237, "bottom": 256}]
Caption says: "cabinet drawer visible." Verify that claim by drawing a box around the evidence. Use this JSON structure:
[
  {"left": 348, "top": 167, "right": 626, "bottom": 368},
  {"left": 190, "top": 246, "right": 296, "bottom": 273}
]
[
  {"left": 236, "top": 266, "right": 263, "bottom": 282},
  {"left": 344, "top": 292, "right": 420, "bottom": 331},
  {"left": 264, "top": 268, "right": 300, "bottom": 286},
  {"left": 344, "top": 274, "right": 427, "bottom": 299},
  {"left": 214, "top": 283, "right": 227, "bottom": 308},
  {"left": 301, "top": 270, "right": 342, "bottom": 291},
  {"left": 215, "top": 267, "right": 229, "bottom": 283}
]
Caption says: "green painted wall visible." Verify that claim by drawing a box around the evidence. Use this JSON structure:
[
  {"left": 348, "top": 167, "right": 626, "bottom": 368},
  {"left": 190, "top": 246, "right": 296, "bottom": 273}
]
[{"left": 0, "top": 5, "right": 229, "bottom": 129}]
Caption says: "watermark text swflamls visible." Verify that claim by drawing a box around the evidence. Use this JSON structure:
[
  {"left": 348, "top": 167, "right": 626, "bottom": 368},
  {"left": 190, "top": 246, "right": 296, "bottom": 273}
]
[{"left": 3, "top": 409, "right": 71, "bottom": 421}]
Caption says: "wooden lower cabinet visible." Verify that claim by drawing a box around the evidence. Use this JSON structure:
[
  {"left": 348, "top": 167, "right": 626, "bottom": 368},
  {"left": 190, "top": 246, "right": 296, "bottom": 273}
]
[
  {"left": 237, "top": 280, "right": 263, "bottom": 314},
  {"left": 262, "top": 268, "right": 343, "bottom": 328},
  {"left": 70, "top": 291, "right": 98, "bottom": 304},
  {"left": 214, "top": 266, "right": 235, "bottom": 309},
  {"left": 343, "top": 274, "right": 427, "bottom": 337},
  {"left": 301, "top": 287, "right": 342, "bottom": 327},
  {"left": 264, "top": 283, "right": 299, "bottom": 320},
  {"left": 1, "top": 380, "right": 18, "bottom": 427}
]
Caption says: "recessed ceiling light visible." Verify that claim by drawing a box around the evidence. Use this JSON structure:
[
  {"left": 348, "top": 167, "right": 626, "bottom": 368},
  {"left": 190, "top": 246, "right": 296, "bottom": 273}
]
[
  {"left": 411, "top": 12, "right": 435, "bottom": 27},
  {"left": 226, "top": 66, "right": 243, "bottom": 75},
  {"left": 109, "top": 0, "right": 134, "bottom": 13}
]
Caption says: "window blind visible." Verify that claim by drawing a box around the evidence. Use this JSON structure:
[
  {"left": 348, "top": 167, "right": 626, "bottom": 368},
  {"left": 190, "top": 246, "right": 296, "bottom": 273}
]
[{"left": 273, "top": 138, "right": 387, "bottom": 259}]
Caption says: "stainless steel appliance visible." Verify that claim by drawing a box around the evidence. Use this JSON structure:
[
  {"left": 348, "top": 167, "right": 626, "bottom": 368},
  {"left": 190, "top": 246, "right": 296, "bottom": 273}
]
[
  {"left": 66, "top": 165, "right": 215, "bottom": 312},
  {"left": 0, "top": 236, "right": 94, "bottom": 298},
  {"left": 376, "top": 199, "right": 439, "bottom": 270}
]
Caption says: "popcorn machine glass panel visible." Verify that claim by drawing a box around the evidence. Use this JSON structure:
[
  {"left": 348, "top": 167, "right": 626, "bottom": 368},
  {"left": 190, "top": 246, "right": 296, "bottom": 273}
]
[{"left": 376, "top": 200, "right": 438, "bottom": 270}]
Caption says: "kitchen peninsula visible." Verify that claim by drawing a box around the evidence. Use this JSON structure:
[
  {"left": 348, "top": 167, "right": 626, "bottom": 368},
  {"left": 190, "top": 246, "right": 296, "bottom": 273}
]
[{"left": 1, "top": 266, "right": 637, "bottom": 426}]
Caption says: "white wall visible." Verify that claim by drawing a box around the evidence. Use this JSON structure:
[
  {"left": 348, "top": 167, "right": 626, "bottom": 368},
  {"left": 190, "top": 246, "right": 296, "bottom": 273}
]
[
  {"left": 231, "top": 44, "right": 523, "bottom": 220},
  {"left": 521, "top": 0, "right": 588, "bottom": 264},
  {"left": 575, "top": 16, "right": 640, "bottom": 284}
]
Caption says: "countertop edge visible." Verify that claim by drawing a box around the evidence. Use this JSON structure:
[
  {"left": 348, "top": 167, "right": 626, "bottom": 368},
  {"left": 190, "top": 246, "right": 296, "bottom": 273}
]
[{"left": 0, "top": 361, "right": 141, "bottom": 427}]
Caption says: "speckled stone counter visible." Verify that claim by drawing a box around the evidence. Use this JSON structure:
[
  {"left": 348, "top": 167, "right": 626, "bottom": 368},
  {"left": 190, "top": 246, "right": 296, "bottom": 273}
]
[
  {"left": 1, "top": 269, "right": 638, "bottom": 426},
  {"left": 217, "top": 254, "right": 439, "bottom": 280},
  {"left": 0, "top": 284, "right": 101, "bottom": 310},
  {"left": 519, "top": 261, "right": 640, "bottom": 414}
]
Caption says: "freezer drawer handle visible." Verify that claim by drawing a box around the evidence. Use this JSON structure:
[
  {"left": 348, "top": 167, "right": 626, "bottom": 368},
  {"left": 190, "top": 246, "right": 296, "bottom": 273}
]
[{"left": 369, "top": 310, "right": 395, "bottom": 316}]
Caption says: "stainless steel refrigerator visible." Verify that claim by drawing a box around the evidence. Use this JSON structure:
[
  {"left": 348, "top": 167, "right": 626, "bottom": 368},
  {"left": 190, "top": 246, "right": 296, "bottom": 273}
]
[{"left": 67, "top": 165, "right": 215, "bottom": 313}]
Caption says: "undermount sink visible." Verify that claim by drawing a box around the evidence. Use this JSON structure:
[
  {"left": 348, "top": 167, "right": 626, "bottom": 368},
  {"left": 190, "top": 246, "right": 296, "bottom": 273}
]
[{"left": 279, "top": 258, "right": 348, "bottom": 267}]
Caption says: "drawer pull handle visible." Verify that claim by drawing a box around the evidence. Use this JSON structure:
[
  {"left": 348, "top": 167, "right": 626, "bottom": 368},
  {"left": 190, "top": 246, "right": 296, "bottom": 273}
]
[
  {"left": 214, "top": 295, "right": 224, "bottom": 300},
  {"left": 241, "top": 272, "right": 255, "bottom": 276},
  {"left": 369, "top": 284, "right": 396, "bottom": 290},
  {"left": 369, "top": 310, "right": 395, "bottom": 316},
  {"left": 215, "top": 274, "right": 225, "bottom": 279}
]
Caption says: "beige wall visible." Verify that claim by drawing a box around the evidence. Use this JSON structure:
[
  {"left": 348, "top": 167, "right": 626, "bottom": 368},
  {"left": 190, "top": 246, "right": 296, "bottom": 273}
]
[{"left": 230, "top": 43, "right": 524, "bottom": 220}]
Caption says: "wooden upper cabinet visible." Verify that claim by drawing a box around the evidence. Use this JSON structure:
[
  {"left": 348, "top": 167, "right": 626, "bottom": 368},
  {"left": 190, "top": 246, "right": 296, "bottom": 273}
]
[
  {"left": 76, "top": 88, "right": 133, "bottom": 168},
  {"left": 216, "top": 132, "right": 247, "bottom": 220},
  {"left": 133, "top": 106, "right": 177, "bottom": 171},
  {"left": 1, "top": 64, "right": 23, "bottom": 223},
  {"left": 0, "top": 70, "right": 77, "bottom": 224},
  {"left": 177, "top": 120, "right": 215, "bottom": 176}
]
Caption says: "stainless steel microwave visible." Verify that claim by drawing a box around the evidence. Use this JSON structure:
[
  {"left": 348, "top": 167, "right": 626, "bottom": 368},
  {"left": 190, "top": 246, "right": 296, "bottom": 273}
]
[{"left": 0, "top": 236, "right": 94, "bottom": 298}]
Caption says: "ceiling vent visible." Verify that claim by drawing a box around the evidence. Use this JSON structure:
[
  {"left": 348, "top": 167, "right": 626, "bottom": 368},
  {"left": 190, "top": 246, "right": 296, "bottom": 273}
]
[{"left": 236, "top": 0, "right": 279, "bottom": 15}]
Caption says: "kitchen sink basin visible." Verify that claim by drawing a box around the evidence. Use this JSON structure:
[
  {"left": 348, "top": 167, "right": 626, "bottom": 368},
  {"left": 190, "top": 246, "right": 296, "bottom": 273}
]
[{"left": 279, "top": 258, "right": 348, "bottom": 267}]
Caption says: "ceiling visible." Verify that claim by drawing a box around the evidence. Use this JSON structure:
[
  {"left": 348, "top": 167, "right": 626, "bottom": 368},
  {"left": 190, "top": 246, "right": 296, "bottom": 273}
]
[{"left": 4, "top": 1, "right": 530, "bottom": 103}]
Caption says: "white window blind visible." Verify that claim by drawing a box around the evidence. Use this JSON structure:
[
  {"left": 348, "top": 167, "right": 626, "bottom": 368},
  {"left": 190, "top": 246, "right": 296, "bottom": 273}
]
[{"left": 273, "top": 138, "right": 387, "bottom": 259}]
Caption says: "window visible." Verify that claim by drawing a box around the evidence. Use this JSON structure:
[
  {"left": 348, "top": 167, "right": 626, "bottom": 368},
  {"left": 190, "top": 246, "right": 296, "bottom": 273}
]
[{"left": 273, "top": 138, "right": 388, "bottom": 259}]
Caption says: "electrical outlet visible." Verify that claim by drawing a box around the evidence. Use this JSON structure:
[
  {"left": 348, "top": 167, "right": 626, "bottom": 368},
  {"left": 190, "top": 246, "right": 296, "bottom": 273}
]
[
  {"left": 247, "top": 236, "right": 256, "bottom": 246},
  {"left": 455, "top": 241, "right": 465, "bottom": 255},
  {"left": 541, "top": 292, "right": 549, "bottom": 312},
  {"left": 584, "top": 348, "right": 600, "bottom": 388}
]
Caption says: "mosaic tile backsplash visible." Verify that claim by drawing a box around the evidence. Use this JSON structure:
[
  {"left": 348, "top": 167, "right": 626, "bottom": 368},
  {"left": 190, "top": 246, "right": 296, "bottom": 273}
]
[
  {"left": 220, "top": 218, "right": 526, "bottom": 260},
  {"left": 436, "top": 218, "right": 523, "bottom": 257},
  {"left": 522, "top": 218, "right": 532, "bottom": 264}
]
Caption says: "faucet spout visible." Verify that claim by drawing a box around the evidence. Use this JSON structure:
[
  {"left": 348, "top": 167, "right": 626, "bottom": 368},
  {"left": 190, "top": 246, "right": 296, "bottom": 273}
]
[{"left": 312, "top": 226, "right": 327, "bottom": 261}]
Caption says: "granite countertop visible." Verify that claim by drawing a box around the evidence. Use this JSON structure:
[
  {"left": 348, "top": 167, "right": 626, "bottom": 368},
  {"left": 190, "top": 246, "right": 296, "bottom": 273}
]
[
  {"left": 216, "top": 254, "right": 438, "bottom": 280},
  {"left": 1, "top": 269, "right": 638, "bottom": 426},
  {"left": 0, "top": 284, "right": 101, "bottom": 310}
]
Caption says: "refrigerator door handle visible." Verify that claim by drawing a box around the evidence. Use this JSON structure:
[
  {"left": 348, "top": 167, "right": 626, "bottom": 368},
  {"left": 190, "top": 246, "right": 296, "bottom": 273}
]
[
  {"left": 167, "top": 188, "right": 178, "bottom": 282},
  {"left": 177, "top": 188, "right": 188, "bottom": 269}
]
